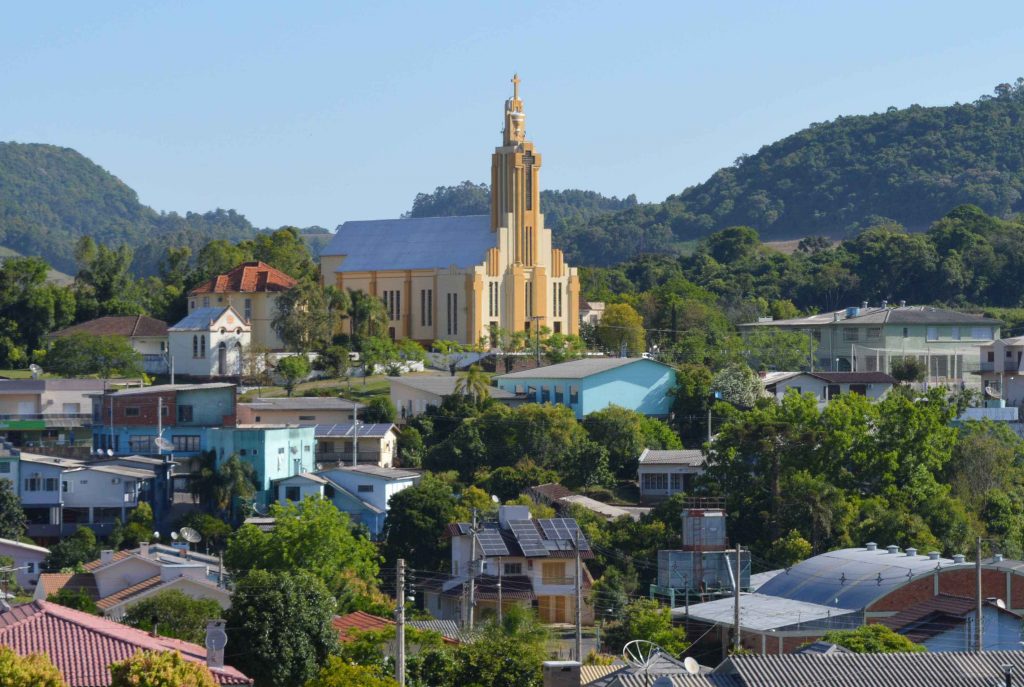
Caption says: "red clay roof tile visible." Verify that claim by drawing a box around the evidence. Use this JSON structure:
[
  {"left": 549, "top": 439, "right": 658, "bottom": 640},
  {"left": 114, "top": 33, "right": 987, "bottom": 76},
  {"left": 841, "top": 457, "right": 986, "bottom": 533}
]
[
  {"left": 188, "top": 261, "right": 297, "bottom": 296},
  {"left": 50, "top": 316, "right": 168, "bottom": 339}
]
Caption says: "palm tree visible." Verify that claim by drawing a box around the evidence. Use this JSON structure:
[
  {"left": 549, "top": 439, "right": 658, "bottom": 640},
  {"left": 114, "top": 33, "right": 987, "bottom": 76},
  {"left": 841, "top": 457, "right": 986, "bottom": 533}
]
[
  {"left": 216, "top": 455, "right": 257, "bottom": 524},
  {"left": 347, "top": 289, "right": 388, "bottom": 341},
  {"left": 455, "top": 365, "right": 490, "bottom": 406}
]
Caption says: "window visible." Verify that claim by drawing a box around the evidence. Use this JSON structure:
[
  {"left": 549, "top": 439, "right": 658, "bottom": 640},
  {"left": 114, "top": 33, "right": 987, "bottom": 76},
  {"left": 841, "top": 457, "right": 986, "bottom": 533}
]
[
  {"left": 160, "top": 341, "right": 166, "bottom": 352},
  {"left": 504, "top": 562, "right": 522, "bottom": 575},
  {"left": 554, "top": 385, "right": 564, "bottom": 404},
  {"left": 971, "top": 327, "right": 993, "bottom": 340},
  {"left": 26, "top": 562, "right": 33, "bottom": 574},
  {"left": 988, "top": 351, "right": 996, "bottom": 363},
  {"left": 357, "top": 484, "right": 374, "bottom": 493},
  {"left": 192, "top": 335, "right": 199, "bottom": 358},
  {"left": 190, "top": 300, "right": 195, "bottom": 309},
  {"left": 124, "top": 407, "right": 140, "bottom": 417},
  {"left": 553, "top": 321, "right": 562, "bottom": 334},
  {"left": 172, "top": 435, "right": 201, "bottom": 452},
  {"left": 927, "top": 327, "right": 938, "bottom": 341},
  {"left": 421, "top": 289, "right": 427, "bottom": 326},
  {"left": 842, "top": 328, "right": 859, "bottom": 342},
  {"left": 24, "top": 478, "right": 40, "bottom": 492},
  {"left": 642, "top": 473, "right": 668, "bottom": 491},
  {"left": 161, "top": 405, "right": 168, "bottom": 417},
  {"left": 541, "top": 561, "right": 566, "bottom": 585},
  {"left": 902, "top": 327, "right": 909, "bottom": 338},
  {"left": 951, "top": 326, "right": 960, "bottom": 341},
  {"left": 0, "top": 462, "right": 9, "bottom": 474},
  {"left": 540, "top": 385, "right": 550, "bottom": 403},
  {"left": 200, "top": 335, "right": 206, "bottom": 357},
  {"left": 420, "top": 289, "right": 432, "bottom": 327},
  {"left": 866, "top": 327, "right": 881, "bottom": 339},
  {"left": 1009, "top": 351, "right": 1015, "bottom": 359},
  {"left": 177, "top": 405, "right": 193, "bottom": 422},
  {"left": 128, "top": 436, "right": 156, "bottom": 453},
  {"left": 670, "top": 473, "right": 682, "bottom": 492},
  {"left": 452, "top": 293, "right": 458, "bottom": 335},
  {"left": 849, "top": 384, "right": 868, "bottom": 395},
  {"left": 527, "top": 385, "right": 537, "bottom": 400},
  {"left": 525, "top": 282, "right": 533, "bottom": 318},
  {"left": 285, "top": 486, "right": 301, "bottom": 502},
  {"left": 446, "top": 294, "right": 452, "bottom": 335},
  {"left": 569, "top": 385, "right": 579, "bottom": 405},
  {"left": 298, "top": 415, "right": 315, "bottom": 421},
  {"left": 244, "top": 298, "right": 252, "bottom": 322},
  {"left": 62, "top": 480, "right": 71, "bottom": 493},
  {"left": 202, "top": 297, "right": 209, "bottom": 308},
  {"left": 44, "top": 478, "right": 58, "bottom": 491}
]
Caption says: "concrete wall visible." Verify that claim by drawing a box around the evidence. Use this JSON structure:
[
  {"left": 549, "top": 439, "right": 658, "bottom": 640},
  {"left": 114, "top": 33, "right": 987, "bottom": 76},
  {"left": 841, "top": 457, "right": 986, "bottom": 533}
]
[{"left": 236, "top": 405, "right": 355, "bottom": 425}]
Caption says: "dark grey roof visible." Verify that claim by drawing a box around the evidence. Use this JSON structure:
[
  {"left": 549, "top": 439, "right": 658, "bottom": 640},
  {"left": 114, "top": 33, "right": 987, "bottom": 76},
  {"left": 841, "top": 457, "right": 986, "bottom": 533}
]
[
  {"left": 168, "top": 306, "right": 245, "bottom": 331},
  {"left": 325, "top": 215, "right": 493, "bottom": 272},
  {"left": 108, "top": 383, "right": 235, "bottom": 396},
  {"left": 591, "top": 653, "right": 716, "bottom": 687},
  {"left": 742, "top": 306, "right": 1000, "bottom": 329},
  {"left": 0, "top": 379, "right": 109, "bottom": 393},
  {"left": 240, "top": 397, "right": 356, "bottom": 410},
  {"left": 329, "top": 465, "right": 420, "bottom": 481},
  {"left": 754, "top": 546, "right": 961, "bottom": 609},
  {"left": 638, "top": 449, "right": 705, "bottom": 466},
  {"left": 496, "top": 357, "right": 671, "bottom": 380},
  {"left": 719, "top": 650, "right": 1024, "bottom": 687},
  {"left": 311, "top": 423, "right": 396, "bottom": 438}
]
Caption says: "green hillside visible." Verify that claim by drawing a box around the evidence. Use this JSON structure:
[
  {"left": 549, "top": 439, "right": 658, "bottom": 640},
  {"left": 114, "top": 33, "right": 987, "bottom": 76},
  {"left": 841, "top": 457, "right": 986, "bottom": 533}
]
[{"left": 0, "top": 142, "right": 256, "bottom": 275}]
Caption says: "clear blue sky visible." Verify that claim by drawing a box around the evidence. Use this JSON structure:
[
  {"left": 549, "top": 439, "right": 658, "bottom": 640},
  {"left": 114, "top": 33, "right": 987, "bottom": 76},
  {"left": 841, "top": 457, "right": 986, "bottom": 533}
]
[{"left": 3, "top": 2, "right": 1024, "bottom": 230}]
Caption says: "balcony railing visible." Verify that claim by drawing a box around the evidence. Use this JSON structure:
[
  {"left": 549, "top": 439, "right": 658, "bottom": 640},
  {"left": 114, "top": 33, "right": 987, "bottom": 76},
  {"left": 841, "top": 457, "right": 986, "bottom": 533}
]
[{"left": 315, "top": 451, "right": 386, "bottom": 465}]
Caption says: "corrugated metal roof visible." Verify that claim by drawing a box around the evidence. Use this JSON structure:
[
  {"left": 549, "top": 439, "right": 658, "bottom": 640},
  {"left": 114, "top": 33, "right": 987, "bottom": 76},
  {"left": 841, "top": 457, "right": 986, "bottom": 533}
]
[
  {"left": 497, "top": 357, "right": 668, "bottom": 380},
  {"left": 328, "top": 464, "right": 420, "bottom": 481},
  {"left": 312, "top": 422, "right": 396, "bottom": 438},
  {"left": 721, "top": 650, "right": 1024, "bottom": 686},
  {"left": 638, "top": 449, "right": 705, "bottom": 466},
  {"left": 742, "top": 306, "right": 1001, "bottom": 329},
  {"left": 325, "top": 215, "right": 494, "bottom": 272},
  {"left": 680, "top": 592, "right": 860, "bottom": 632},
  {"left": 754, "top": 546, "right": 961, "bottom": 609},
  {"left": 168, "top": 306, "right": 247, "bottom": 332},
  {"left": 107, "top": 383, "right": 235, "bottom": 396},
  {"left": 240, "top": 396, "right": 357, "bottom": 410}
]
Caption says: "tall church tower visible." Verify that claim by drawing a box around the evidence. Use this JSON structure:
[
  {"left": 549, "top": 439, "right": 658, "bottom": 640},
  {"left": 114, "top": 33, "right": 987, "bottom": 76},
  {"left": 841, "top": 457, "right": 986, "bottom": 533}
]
[{"left": 491, "top": 74, "right": 542, "bottom": 266}]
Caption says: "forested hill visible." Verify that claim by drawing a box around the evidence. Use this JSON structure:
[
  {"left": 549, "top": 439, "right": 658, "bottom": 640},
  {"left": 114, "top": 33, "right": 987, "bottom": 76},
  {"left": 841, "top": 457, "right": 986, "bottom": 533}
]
[
  {"left": 405, "top": 181, "right": 638, "bottom": 234},
  {"left": 0, "top": 142, "right": 256, "bottom": 275},
  {"left": 414, "top": 81, "right": 1024, "bottom": 267}
]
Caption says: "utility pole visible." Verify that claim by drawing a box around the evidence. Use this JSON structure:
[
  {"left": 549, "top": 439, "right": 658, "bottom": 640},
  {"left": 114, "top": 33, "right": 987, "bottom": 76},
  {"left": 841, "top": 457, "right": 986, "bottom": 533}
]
[
  {"left": 396, "top": 558, "right": 406, "bottom": 686},
  {"left": 574, "top": 528, "right": 583, "bottom": 662},
  {"left": 497, "top": 556, "right": 503, "bottom": 624},
  {"left": 976, "top": 536, "right": 983, "bottom": 652},
  {"left": 468, "top": 509, "right": 478, "bottom": 631},
  {"left": 157, "top": 397, "right": 163, "bottom": 454},
  {"left": 733, "top": 543, "right": 741, "bottom": 653},
  {"left": 531, "top": 315, "right": 543, "bottom": 366},
  {"left": 351, "top": 403, "right": 359, "bottom": 467}
]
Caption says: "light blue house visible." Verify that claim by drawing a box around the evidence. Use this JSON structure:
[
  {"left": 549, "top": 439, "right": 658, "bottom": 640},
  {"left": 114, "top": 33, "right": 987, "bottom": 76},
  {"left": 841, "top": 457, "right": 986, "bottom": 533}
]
[
  {"left": 494, "top": 357, "right": 677, "bottom": 418},
  {"left": 272, "top": 465, "right": 420, "bottom": 539},
  {"left": 206, "top": 425, "right": 316, "bottom": 502}
]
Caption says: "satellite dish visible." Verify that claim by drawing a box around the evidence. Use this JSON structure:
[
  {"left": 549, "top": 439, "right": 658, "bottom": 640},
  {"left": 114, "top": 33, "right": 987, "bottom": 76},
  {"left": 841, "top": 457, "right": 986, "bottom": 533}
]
[
  {"left": 170, "top": 531, "right": 179, "bottom": 541},
  {"left": 490, "top": 494, "right": 500, "bottom": 504},
  {"left": 684, "top": 657, "right": 700, "bottom": 675},
  {"left": 94, "top": 448, "right": 103, "bottom": 456},
  {"left": 28, "top": 364, "right": 42, "bottom": 379},
  {"left": 106, "top": 448, "right": 114, "bottom": 456},
  {"left": 152, "top": 531, "right": 160, "bottom": 539},
  {"left": 997, "top": 598, "right": 1007, "bottom": 609},
  {"left": 154, "top": 437, "right": 175, "bottom": 452},
  {"left": 623, "top": 640, "right": 662, "bottom": 671},
  {"left": 251, "top": 503, "right": 269, "bottom": 516},
  {"left": 180, "top": 526, "right": 202, "bottom": 543}
]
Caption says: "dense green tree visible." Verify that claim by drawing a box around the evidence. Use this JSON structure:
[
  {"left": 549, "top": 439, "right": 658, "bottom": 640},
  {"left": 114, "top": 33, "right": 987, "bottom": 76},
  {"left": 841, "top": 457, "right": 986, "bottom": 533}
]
[
  {"left": 348, "top": 290, "right": 388, "bottom": 341},
  {"left": 176, "top": 512, "right": 233, "bottom": 551},
  {"left": 454, "top": 365, "right": 490, "bottom": 405},
  {"left": 601, "top": 599, "right": 689, "bottom": 658},
  {"left": 0, "top": 480, "right": 26, "bottom": 539},
  {"left": 890, "top": 356, "right": 927, "bottom": 384},
  {"left": 123, "top": 590, "right": 224, "bottom": 644},
  {"left": 109, "top": 650, "right": 218, "bottom": 687},
  {"left": 743, "top": 329, "right": 816, "bottom": 371},
  {"left": 317, "top": 344, "right": 352, "bottom": 378},
  {"left": 818, "top": 624, "right": 926, "bottom": 653},
  {"left": 272, "top": 280, "right": 341, "bottom": 352},
  {"left": 215, "top": 455, "right": 258, "bottom": 523},
  {"left": 47, "top": 588, "right": 99, "bottom": 614},
  {"left": 224, "top": 497, "right": 381, "bottom": 607},
  {"left": 192, "top": 240, "right": 251, "bottom": 285},
  {"left": 381, "top": 474, "right": 457, "bottom": 571},
  {"left": 304, "top": 657, "right": 399, "bottom": 687},
  {"left": 275, "top": 355, "right": 311, "bottom": 396},
  {"left": 595, "top": 303, "right": 646, "bottom": 356},
  {"left": 46, "top": 333, "right": 143, "bottom": 377},
  {"left": 241, "top": 227, "right": 318, "bottom": 282},
  {"left": 0, "top": 645, "right": 66, "bottom": 687},
  {"left": 44, "top": 526, "right": 99, "bottom": 570},
  {"left": 362, "top": 397, "right": 397, "bottom": 423},
  {"left": 226, "top": 570, "right": 339, "bottom": 687}
]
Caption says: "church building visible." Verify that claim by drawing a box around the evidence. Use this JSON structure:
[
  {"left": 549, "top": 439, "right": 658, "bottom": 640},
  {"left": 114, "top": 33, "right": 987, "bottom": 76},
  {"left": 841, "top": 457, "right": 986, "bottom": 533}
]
[{"left": 320, "top": 75, "right": 579, "bottom": 345}]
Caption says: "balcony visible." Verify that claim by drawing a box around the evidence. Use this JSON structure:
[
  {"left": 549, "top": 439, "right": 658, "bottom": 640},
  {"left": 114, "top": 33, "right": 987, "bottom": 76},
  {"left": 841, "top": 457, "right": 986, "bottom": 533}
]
[
  {"left": 315, "top": 450, "right": 387, "bottom": 467},
  {"left": 0, "top": 413, "right": 93, "bottom": 429}
]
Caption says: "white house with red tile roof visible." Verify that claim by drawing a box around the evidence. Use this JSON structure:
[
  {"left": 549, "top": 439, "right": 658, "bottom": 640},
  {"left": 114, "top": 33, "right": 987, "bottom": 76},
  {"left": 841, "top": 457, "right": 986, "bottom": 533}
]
[
  {"left": 0, "top": 600, "right": 251, "bottom": 685},
  {"left": 187, "top": 261, "right": 298, "bottom": 351}
]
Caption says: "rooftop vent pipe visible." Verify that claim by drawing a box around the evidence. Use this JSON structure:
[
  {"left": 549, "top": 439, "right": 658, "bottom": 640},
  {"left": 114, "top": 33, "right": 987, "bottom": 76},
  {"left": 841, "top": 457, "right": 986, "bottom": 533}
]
[
  {"left": 953, "top": 554, "right": 966, "bottom": 564},
  {"left": 928, "top": 551, "right": 941, "bottom": 560},
  {"left": 994, "top": 553, "right": 1005, "bottom": 563},
  {"left": 886, "top": 545, "right": 899, "bottom": 554},
  {"left": 865, "top": 542, "right": 877, "bottom": 551},
  {"left": 905, "top": 548, "right": 917, "bottom": 557}
]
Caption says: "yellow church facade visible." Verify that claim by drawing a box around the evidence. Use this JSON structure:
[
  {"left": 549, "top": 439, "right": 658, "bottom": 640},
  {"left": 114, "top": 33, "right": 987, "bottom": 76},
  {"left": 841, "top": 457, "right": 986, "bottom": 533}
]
[{"left": 320, "top": 76, "right": 579, "bottom": 346}]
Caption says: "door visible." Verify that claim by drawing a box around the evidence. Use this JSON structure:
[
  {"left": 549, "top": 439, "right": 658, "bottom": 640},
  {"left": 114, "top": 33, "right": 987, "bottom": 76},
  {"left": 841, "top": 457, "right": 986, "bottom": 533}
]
[{"left": 538, "top": 595, "right": 567, "bottom": 623}]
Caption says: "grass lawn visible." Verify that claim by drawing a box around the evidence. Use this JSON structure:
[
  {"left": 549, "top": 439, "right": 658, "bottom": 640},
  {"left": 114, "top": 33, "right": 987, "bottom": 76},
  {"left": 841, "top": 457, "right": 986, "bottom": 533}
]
[{"left": 238, "top": 370, "right": 448, "bottom": 403}]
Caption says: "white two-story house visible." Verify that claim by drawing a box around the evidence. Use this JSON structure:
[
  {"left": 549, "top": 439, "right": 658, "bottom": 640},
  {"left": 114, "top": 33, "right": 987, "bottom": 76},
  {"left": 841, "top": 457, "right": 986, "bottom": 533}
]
[{"left": 424, "top": 505, "right": 595, "bottom": 626}]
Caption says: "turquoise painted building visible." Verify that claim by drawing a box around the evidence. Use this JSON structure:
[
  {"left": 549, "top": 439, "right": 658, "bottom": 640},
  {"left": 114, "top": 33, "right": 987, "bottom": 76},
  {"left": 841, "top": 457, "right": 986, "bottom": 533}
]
[
  {"left": 206, "top": 425, "right": 316, "bottom": 501},
  {"left": 494, "top": 357, "right": 676, "bottom": 418}
]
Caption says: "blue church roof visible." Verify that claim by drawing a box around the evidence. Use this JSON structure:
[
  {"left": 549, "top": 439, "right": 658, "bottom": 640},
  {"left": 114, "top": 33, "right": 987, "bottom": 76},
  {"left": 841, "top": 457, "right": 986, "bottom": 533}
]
[{"left": 324, "top": 215, "right": 494, "bottom": 272}]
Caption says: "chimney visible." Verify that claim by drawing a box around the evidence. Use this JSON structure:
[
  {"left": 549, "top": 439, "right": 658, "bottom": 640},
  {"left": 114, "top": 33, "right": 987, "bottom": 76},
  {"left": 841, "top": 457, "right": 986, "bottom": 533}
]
[
  {"left": 100, "top": 550, "right": 114, "bottom": 564},
  {"left": 139, "top": 542, "right": 150, "bottom": 558},
  {"left": 994, "top": 553, "right": 1005, "bottom": 563},
  {"left": 899, "top": 299, "right": 906, "bottom": 308},
  {"left": 865, "top": 542, "right": 877, "bottom": 551},
  {"left": 928, "top": 551, "right": 941, "bottom": 560},
  {"left": 953, "top": 554, "right": 966, "bottom": 564},
  {"left": 905, "top": 548, "right": 917, "bottom": 557},
  {"left": 881, "top": 299, "right": 888, "bottom": 309},
  {"left": 861, "top": 300, "right": 868, "bottom": 309},
  {"left": 886, "top": 545, "right": 899, "bottom": 554},
  {"left": 205, "top": 619, "right": 227, "bottom": 669}
]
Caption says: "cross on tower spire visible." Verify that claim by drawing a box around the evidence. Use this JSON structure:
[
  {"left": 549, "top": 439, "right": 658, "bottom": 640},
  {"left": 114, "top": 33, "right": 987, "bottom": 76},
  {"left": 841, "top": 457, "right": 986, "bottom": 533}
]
[{"left": 512, "top": 73, "right": 521, "bottom": 100}]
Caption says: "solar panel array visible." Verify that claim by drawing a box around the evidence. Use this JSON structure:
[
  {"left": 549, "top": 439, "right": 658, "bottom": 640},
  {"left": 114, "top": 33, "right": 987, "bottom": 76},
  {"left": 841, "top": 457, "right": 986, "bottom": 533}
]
[
  {"left": 508, "top": 519, "right": 549, "bottom": 557},
  {"left": 476, "top": 527, "right": 510, "bottom": 557},
  {"left": 539, "top": 518, "right": 591, "bottom": 551}
]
